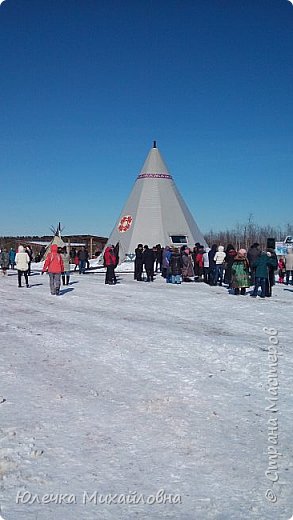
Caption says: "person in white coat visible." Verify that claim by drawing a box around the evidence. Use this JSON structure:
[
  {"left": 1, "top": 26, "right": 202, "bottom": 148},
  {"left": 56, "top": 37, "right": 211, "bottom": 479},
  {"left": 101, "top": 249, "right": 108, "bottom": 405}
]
[
  {"left": 285, "top": 248, "right": 293, "bottom": 285},
  {"left": 203, "top": 247, "right": 210, "bottom": 284},
  {"left": 214, "top": 245, "right": 226, "bottom": 286},
  {"left": 15, "top": 245, "right": 30, "bottom": 288}
]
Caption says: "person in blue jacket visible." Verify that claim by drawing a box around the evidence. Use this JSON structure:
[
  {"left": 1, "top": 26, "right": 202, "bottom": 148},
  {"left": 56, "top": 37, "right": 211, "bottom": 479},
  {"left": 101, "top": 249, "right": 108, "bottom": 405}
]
[{"left": 9, "top": 248, "right": 16, "bottom": 269}]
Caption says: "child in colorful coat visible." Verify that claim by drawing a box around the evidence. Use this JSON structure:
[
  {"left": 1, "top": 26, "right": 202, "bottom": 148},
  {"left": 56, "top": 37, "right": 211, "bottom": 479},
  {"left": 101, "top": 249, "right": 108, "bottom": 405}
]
[{"left": 278, "top": 257, "right": 285, "bottom": 284}]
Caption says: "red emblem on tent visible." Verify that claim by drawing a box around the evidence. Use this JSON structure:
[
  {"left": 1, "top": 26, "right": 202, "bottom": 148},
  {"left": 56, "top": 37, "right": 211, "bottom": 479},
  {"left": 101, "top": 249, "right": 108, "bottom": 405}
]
[{"left": 118, "top": 215, "right": 133, "bottom": 233}]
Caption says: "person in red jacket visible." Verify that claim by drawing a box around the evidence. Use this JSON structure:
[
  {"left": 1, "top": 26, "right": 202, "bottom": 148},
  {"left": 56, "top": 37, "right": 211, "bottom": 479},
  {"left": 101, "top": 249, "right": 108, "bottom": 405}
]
[
  {"left": 103, "top": 246, "right": 117, "bottom": 285},
  {"left": 195, "top": 247, "right": 204, "bottom": 281},
  {"left": 42, "top": 244, "right": 64, "bottom": 295}
]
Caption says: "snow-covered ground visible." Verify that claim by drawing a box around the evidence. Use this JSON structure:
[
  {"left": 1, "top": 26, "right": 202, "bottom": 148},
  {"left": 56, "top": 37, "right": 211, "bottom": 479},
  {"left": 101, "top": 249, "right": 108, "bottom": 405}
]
[{"left": 0, "top": 267, "right": 292, "bottom": 520}]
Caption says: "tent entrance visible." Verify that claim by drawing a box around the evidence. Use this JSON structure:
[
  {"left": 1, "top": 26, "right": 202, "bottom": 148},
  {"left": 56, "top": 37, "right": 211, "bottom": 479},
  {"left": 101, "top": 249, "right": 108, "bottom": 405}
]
[{"left": 169, "top": 235, "right": 188, "bottom": 245}]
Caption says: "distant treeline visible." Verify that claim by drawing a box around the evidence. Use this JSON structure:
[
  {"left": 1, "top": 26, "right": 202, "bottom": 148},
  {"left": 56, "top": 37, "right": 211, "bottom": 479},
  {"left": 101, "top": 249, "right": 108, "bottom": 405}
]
[
  {"left": 204, "top": 218, "right": 293, "bottom": 250},
  {"left": 0, "top": 235, "right": 107, "bottom": 252}
]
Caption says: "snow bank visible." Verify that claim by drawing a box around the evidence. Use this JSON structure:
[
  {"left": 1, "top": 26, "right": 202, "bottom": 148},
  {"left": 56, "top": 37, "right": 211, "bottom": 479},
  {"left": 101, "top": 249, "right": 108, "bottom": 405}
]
[{"left": 0, "top": 269, "right": 292, "bottom": 519}]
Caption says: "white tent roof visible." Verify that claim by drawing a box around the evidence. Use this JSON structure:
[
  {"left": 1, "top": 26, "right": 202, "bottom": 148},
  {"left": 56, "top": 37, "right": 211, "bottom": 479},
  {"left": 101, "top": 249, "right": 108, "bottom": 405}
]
[{"left": 101, "top": 143, "right": 207, "bottom": 263}]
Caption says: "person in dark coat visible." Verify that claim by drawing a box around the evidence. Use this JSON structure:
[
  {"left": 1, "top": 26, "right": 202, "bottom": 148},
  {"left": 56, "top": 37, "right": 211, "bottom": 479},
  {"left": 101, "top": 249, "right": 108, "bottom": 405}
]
[
  {"left": 247, "top": 243, "right": 260, "bottom": 285},
  {"left": 251, "top": 251, "right": 276, "bottom": 298},
  {"left": 1, "top": 249, "right": 10, "bottom": 275},
  {"left": 78, "top": 247, "right": 88, "bottom": 274},
  {"left": 9, "top": 248, "right": 16, "bottom": 269},
  {"left": 265, "top": 248, "right": 278, "bottom": 297},
  {"left": 224, "top": 244, "right": 237, "bottom": 287},
  {"left": 169, "top": 248, "right": 183, "bottom": 284},
  {"left": 208, "top": 244, "right": 218, "bottom": 285},
  {"left": 155, "top": 244, "right": 162, "bottom": 273},
  {"left": 192, "top": 244, "right": 199, "bottom": 266},
  {"left": 113, "top": 243, "right": 120, "bottom": 268},
  {"left": 25, "top": 245, "right": 33, "bottom": 276},
  {"left": 134, "top": 244, "right": 144, "bottom": 281},
  {"left": 39, "top": 245, "right": 46, "bottom": 261},
  {"left": 142, "top": 245, "right": 155, "bottom": 282}
]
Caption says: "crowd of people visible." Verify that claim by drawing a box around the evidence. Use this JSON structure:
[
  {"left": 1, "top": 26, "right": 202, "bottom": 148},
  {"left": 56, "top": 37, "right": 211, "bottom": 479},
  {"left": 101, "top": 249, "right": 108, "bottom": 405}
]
[
  {"left": 133, "top": 242, "right": 293, "bottom": 298},
  {"left": 0, "top": 244, "right": 90, "bottom": 295},
  {"left": 1, "top": 241, "right": 292, "bottom": 299}
]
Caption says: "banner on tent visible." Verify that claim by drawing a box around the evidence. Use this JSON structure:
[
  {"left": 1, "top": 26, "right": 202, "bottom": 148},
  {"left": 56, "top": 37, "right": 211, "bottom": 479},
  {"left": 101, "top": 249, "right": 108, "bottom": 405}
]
[{"left": 118, "top": 215, "right": 133, "bottom": 233}]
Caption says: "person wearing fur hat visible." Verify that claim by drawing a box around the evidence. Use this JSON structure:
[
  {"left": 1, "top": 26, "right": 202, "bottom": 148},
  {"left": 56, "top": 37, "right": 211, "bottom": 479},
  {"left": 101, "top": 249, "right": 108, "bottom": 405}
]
[
  {"left": 181, "top": 247, "right": 194, "bottom": 282},
  {"left": 42, "top": 244, "right": 64, "bottom": 295},
  {"left": 15, "top": 245, "right": 30, "bottom": 287},
  {"left": 231, "top": 249, "right": 250, "bottom": 295},
  {"left": 213, "top": 246, "right": 226, "bottom": 286}
]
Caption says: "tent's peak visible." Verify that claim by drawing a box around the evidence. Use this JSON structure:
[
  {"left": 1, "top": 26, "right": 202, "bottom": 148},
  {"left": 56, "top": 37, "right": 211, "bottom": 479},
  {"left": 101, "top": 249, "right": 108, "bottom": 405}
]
[
  {"left": 137, "top": 143, "right": 173, "bottom": 180},
  {"left": 50, "top": 222, "right": 63, "bottom": 237}
]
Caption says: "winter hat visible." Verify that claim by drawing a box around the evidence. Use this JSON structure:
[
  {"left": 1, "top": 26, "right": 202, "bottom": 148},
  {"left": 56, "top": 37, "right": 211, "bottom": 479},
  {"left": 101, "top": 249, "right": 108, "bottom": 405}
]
[
  {"left": 51, "top": 244, "right": 58, "bottom": 253},
  {"left": 18, "top": 245, "right": 24, "bottom": 253},
  {"left": 238, "top": 249, "right": 247, "bottom": 256},
  {"left": 218, "top": 245, "right": 224, "bottom": 252}
]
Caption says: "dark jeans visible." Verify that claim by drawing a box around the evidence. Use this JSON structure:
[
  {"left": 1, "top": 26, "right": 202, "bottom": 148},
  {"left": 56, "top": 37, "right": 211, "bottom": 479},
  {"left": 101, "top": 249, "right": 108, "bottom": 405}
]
[
  {"left": 209, "top": 267, "right": 216, "bottom": 285},
  {"left": 250, "top": 268, "right": 256, "bottom": 286},
  {"left": 145, "top": 267, "right": 154, "bottom": 282},
  {"left": 18, "top": 270, "right": 29, "bottom": 287},
  {"left": 204, "top": 267, "right": 209, "bottom": 284},
  {"left": 79, "top": 260, "right": 86, "bottom": 274},
  {"left": 105, "top": 265, "right": 116, "bottom": 284},
  {"left": 286, "top": 270, "right": 293, "bottom": 284},
  {"left": 252, "top": 277, "right": 266, "bottom": 297},
  {"left": 134, "top": 262, "right": 143, "bottom": 281},
  {"left": 62, "top": 273, "right": 70, "bottom": 285},
  {"left": 214, "top": 264, "right": 224, "bottom": 285},
  {"left": 234, "top": 287, "right": 246, "bottom": 295}
]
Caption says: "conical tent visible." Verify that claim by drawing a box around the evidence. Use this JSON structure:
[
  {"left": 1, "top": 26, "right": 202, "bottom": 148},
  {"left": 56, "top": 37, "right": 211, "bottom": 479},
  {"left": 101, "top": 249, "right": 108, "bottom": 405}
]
[
  {"left": 43, "top": 224, "right": 66, "bottom": 259},
  {"left": 101, "top": 143, "right": 207, "bottom": 264}
]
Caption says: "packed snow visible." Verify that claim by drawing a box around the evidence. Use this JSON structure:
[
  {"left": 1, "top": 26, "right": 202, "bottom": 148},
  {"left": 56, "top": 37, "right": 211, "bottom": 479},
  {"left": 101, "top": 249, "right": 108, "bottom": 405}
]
[{"left": 0, "top": 266, "right": 292, "bottom": 520}]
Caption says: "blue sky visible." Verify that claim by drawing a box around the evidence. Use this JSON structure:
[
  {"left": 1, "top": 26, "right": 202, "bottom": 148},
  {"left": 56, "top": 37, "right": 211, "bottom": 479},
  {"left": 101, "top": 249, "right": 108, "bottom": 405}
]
[{"left": 0, "top": 0, "right": 292, "bottom": 237}]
